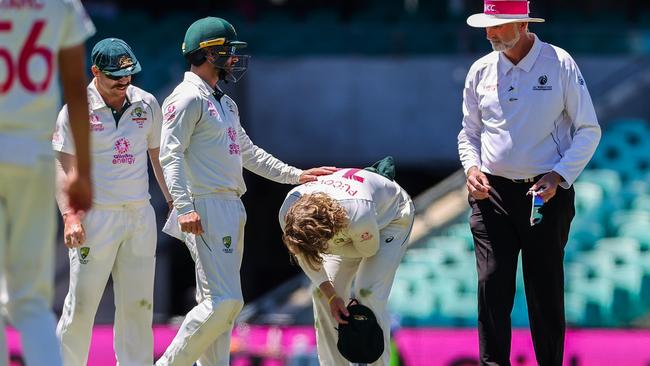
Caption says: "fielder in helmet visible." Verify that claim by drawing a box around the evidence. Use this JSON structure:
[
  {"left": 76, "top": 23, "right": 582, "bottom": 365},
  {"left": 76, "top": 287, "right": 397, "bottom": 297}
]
[
  {"left": 182, "top": 17, "right": 250, "bottom": 83},
  {"left": 156, "top": 17, "right": 337, "bottom": 365}
]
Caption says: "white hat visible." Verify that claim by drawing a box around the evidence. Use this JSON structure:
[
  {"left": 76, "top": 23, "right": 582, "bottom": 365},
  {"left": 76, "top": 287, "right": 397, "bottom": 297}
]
[{"left": 467, "top": 0, "right": 545, "bottom": 28}]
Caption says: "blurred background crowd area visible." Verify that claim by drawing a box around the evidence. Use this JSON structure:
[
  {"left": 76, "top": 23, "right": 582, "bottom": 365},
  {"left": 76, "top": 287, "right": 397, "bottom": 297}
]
[
  {"left": 51, "top": 0, "right": 650, "bottom": 333},
  {"left": 85, "top": 0, "right": 650, "bottom": 56}
]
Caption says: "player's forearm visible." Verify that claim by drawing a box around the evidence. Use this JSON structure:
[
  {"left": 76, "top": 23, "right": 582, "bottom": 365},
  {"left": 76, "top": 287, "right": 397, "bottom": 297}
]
[
  {"left": 54, "top": 153, "right": 74, "bottom": 216},
  {"left": 318, "top": 281, "right": 337, "bottom": 299},
  {"left": 59, "top": 44, "right": 91, "bottom": 178},
  {"left": 149, "top": 148, "right": 172, "bottom": 202},
  {"left": 243, "top": 143, "right": 302, "bottom": 184},
  {"left": 160, "top": 154, "right": 194, "bottom": 215},
  {"left": 295, "top": 254, "right": 329, "bottom": 286}
]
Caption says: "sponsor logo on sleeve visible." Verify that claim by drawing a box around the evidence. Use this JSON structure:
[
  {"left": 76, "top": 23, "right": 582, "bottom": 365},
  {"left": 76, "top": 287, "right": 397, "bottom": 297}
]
[{"left": 163, "top": 105, "right": 176, "bottom": 123}]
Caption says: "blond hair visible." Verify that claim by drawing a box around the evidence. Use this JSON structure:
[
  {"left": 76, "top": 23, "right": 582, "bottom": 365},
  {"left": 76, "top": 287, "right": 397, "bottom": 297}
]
[{"left": 282, "top": 193, "right": 348, "bottom": 271}]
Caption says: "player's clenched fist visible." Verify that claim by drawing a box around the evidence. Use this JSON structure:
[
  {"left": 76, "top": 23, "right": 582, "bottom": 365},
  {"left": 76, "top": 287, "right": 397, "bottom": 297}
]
[
  {"left": 179, "top": 211, "right": 204, "bottom": 235},
  {"left": 63, "top": 212, "right": 86, "bottom": 248}
]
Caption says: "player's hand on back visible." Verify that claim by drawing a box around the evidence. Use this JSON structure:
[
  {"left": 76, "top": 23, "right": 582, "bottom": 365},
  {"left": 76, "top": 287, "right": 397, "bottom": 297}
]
[
  {"left": 66, "top": 170, "right": 93, "bottom": 213},
  {"left": 179, "top": 211, "right": 204, "bottom": 235},
  {"left": 298, "top": 166, "right": 338, "bottom": 184},
  {"left": 63, "top": 212, "right": 86, "bottom": 248}
]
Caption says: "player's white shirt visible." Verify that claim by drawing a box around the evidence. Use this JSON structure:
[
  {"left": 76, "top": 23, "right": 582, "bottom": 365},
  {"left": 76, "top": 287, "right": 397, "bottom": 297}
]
[
  {"left": 278, "top": 168, "right": 411, "bottom": 285},
  {"left": 53, "top": 80, "right": 162, "bottom": 205},
  {"left": 160, "top": 71, "right": 303, "bottom": 215},
  {"left": 0, "top": 0, "right": 95, "bottom": 166}
]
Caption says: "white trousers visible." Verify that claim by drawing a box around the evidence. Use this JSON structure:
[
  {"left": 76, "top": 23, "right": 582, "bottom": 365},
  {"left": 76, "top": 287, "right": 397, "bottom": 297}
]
[
  {"left": 0, "top": 159, "right": 61, "bottom": 366},
  {"left": 314, "top": 201, "right": 414, "bottom": 366},
  {"left": 157, "top": 194, "right": 246, "bottom": 366},
  {"left": 56, "top": 202, "right": 156, "bottom": 366}
]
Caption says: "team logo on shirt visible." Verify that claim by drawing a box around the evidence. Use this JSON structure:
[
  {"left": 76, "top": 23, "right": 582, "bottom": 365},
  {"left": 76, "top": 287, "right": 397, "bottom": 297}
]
[
  {"left": 227, "top": 127, "right": 240, "bottom": 155},
  {"left": 222, "top": 236, "right": 233, "bottom": 253},
  {"left": 79, "top": 247, "right": 90, "bottom": 264},
  {"left": 163, "top": 105, "right": 176, "bottom": 123},
  {"left": 130, "top": 107, "right": 147, "bottom": 128},
  {"left": 89, "top": 113, "right": 104, "bottom": 132},
  {"left": 113, "top": 137, "right": 135, "bottom": 165},
  {"left": 533, "top": 75, "right": 552, "bottom": 91}
]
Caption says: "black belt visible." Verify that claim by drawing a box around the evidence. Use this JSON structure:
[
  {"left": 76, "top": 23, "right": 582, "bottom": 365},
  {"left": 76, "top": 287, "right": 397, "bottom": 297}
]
[{"left": 486, "top": 173, "right": 546, "bottom": 184}]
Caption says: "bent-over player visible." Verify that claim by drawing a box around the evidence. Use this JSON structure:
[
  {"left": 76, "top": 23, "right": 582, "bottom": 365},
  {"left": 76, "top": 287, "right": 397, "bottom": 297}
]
[{"left": 279, "top": 166, "right": 414, "bottom": 366}]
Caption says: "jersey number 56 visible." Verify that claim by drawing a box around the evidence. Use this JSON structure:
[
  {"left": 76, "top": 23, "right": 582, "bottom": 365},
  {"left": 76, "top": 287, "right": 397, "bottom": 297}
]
[{"left": 0, "top": 20, "right": 53, "bottom": 95}]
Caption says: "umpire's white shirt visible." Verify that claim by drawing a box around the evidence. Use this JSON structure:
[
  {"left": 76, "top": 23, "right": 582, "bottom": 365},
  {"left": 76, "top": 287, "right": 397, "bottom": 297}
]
[
  {"left": 53, "top": 80, "right": 162, "bottom": 205},
  {"left": 278, "top": 168, "right": 412, "bottom": 286},
  {"left": 458, "top": 34, "right": 601, "bottom": 187},
  {"left": 160, "top": 72, "right": 303, "bottom": 215}
]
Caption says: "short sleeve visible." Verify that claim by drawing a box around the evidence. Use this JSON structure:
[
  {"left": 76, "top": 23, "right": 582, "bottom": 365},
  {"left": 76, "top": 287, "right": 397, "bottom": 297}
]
[
  {"left": 60, "top": 0, "right": 96, "bottom": 49},
  {"left": 52, "top": 105, "right": 76, "bottom": 155},
  {"left": 146, "top": 96, "right": 163, "bottom": 149}
]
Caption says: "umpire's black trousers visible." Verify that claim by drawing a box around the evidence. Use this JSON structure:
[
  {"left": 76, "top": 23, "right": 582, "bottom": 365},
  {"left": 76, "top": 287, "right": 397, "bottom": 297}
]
[{"left": 468, "top": 173, "right": 575, "bottom": 366}]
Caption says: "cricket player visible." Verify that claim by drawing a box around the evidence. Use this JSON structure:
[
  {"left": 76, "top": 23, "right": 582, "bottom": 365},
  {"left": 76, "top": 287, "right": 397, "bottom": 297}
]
[
  {"left": 157, "top": 16, "right": 336, "bottom": 365},
  {"left": 0, "top": 0, "right": 95, "bottom": 364},
  {"left": 279, "top": 165, "right": 414, "bottom": 366},
  {"left": 53, "top": 38, "right": 171, "bottom": 366}
]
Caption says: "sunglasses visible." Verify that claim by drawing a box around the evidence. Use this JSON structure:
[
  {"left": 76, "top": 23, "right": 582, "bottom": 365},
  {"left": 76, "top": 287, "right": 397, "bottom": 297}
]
[
  {"left": 103, "top": 72, "right": 129, "bottom": 81},
  {"left": 529, "top": 191, "right": 544, "bottom": 226}
]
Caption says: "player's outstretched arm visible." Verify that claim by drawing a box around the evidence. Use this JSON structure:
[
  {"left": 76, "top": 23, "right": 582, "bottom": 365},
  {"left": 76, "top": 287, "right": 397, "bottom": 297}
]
[
  {"left": 298, "top": 166, "right": 338, "bottom": 184},
  {"left": 59, "top": 44, "right": 92, "bottom": 213}
]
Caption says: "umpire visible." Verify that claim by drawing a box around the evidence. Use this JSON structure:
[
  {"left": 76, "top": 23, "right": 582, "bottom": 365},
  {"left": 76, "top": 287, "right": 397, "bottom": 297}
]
[{"left": 458, "top": 1, "right": 601, "bottom": 365}]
